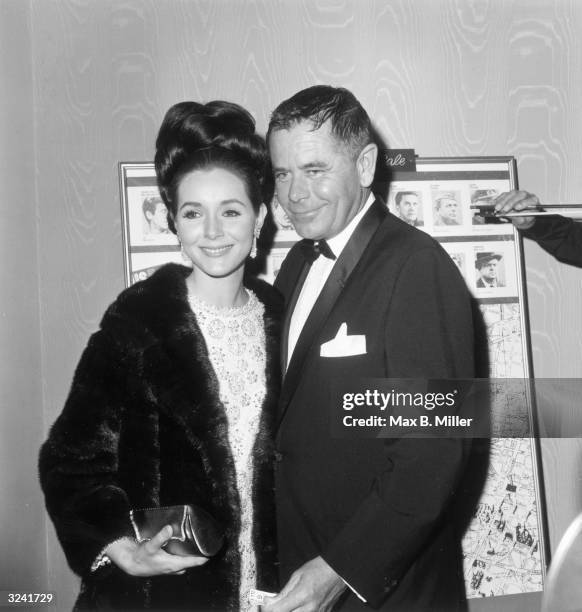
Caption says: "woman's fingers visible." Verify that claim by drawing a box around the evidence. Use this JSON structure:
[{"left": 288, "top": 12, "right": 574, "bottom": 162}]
[
  {"left": 143, "top": 525, "right": 174, "bottom": 555},
  {"left": 141, "top": 526, "right": 209, "bottom": 573},
  {"left": 171, "top": 555, "right": 209, "bottom": 571}
]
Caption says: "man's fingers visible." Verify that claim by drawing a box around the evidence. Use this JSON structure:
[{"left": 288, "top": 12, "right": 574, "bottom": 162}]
[
  {"left": 262, "top": 594, "right": 300, "bottom": 612},
  {"left": 494, "top": 190, "right": 540, "bottom": 213},
  {"left": 262, "top": 583, "right": 306, "bottom": 611},
  {"left": 262, "top": 575, "right": 301, "bottom": 611}
]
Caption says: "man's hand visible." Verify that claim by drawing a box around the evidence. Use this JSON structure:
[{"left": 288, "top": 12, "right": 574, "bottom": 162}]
[
  {"left": 494, "top": 190, "right": 540, "bottom": 230},
  {"left": 105, "top": 525, "right": 208, "bottom": 577},
  {"left": 261, "top": 556, "right": 347, "bottom": 612}
]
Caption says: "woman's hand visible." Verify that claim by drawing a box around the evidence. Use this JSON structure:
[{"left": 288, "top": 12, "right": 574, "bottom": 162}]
[{"left": 105, "top": 525, "right": 209, "bottom": 577}]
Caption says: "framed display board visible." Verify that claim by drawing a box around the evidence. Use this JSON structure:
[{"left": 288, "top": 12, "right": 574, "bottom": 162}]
[
  {"left": 119, "top": 157, "right": 548, "bottom": 601},
  {"left": 119, "top": 162, "right": 190, "bottom": 286},
  {"left": 378, "top": 157, "right": 548, "bottom": 601}
]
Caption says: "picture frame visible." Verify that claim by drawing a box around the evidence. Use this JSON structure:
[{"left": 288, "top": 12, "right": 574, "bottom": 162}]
[{"left": 119, "top": 162, "right": 189, "bottom": 286}]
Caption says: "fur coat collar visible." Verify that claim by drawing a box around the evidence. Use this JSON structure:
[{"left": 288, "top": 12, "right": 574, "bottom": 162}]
[{"left": 40, "top": 264, "right": 283, "bottom": 610}]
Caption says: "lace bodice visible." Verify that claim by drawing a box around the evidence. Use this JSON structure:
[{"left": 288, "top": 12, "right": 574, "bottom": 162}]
[{"left": 189, "top": 290, "right": 266, "bottom": 611}]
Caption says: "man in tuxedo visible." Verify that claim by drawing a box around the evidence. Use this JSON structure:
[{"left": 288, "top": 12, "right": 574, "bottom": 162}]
[{"left": 263, "top": 86, "right": 475, "bottom": 612}]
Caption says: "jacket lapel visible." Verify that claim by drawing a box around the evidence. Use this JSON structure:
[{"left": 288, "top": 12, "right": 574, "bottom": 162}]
[{"left": 278, "top": 199, "right": 388, "bottom": 424}]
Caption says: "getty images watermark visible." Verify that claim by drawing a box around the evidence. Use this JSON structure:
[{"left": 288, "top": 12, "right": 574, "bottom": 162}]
[{"left": 330, "top": 379, "right": 582, "bottom": 439}]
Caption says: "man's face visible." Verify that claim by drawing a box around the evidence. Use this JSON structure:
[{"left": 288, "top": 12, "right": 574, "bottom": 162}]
[
  {"left": 149, "top": 202, "right": 169, "bottom": 233},
  {"left": 174, "top": 167, "right": 261, "bottom": 279},
  {"left": 269, "top": 121, "right": 364, "bottom": 240},
  {"left": 479, "top": 260, "right": 498, "bottom": 283},
  {"left": 396, "top": 194, "right": 419, "bottom": 223},
  {"left": 437, "top": 197, "right": 458, "bottom": 222}
]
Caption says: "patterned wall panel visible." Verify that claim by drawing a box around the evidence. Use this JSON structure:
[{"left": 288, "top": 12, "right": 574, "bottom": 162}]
[{"left": 29, "top": 1, "right": 582, "bottom": 609}]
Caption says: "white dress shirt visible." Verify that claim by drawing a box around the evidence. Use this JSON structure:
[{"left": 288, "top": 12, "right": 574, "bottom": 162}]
[{"left": 286, "top": 193, "right": 375, "bottom": 366}]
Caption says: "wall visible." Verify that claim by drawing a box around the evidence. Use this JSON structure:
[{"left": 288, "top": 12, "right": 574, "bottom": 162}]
[
  {"left": 2, "top": 0, "right": 580, "bottom": 609},
  {"left": 0, "top": 0, "right": 47, "bottom": 595}
]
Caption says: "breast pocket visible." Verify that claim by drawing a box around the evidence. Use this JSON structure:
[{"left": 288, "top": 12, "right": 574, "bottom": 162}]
[{"left": 319, "top": 323, "right": 366, "bottom": 358}]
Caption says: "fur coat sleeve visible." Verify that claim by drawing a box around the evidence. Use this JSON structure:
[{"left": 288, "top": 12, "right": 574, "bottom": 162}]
[
  {"left": 39, "top": 322, "right": 140, "bottom": 575},
  {"left": 39, "top": 264, "right": 283, "bottom": 610}
]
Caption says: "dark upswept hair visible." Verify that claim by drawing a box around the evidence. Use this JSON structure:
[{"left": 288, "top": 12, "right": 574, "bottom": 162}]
[
  {"left": 267, "top": 85, "right": 374, "bottom": 157},
  {"left": 155, "top": 100, "right": 268, "bottom": 233}
]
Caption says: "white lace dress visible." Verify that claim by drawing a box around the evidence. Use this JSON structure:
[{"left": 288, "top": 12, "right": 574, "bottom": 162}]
[{"left": 188, "top": 290, "right": 266, "bottom": 612}]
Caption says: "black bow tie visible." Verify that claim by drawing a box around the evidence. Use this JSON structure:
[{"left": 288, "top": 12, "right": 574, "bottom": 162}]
[{"left": 300, "top": 239, "right": 336, "bottom": 263}]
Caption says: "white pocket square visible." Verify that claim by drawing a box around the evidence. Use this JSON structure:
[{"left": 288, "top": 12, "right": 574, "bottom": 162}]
[{"left": 320, "top": 323, "right": 367, "bottom": 358}]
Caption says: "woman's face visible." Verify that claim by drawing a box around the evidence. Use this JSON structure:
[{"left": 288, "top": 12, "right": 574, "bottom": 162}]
[{"left": 174, "top": 167, "right": 263, "bottom": 279}]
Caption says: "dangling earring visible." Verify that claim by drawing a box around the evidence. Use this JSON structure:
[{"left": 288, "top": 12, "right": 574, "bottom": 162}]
[
  {"left": 250, "top": 224, "right": 260, "bottom": 259},
  {"left": 177, "top": 235, "right": 190, "bottom": 263}
]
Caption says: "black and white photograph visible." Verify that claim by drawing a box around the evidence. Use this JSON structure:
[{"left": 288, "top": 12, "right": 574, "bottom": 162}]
[
  {"left": 471, "top": 241, "right": 519, "bottom": 298},
  {"left": 474, "top": 250, "right": 505, "bottom": 289},
  {"left": 391, "top": 188, "right": 424, "bottom": 227},
  {"left": 450, "top": 251, "right": 467, "bottom": 278},
  {"left": 270, "top": 194, "right": 300, "bottom": 241},
  {"left": 431, "top": 188, "right": 464, "bottom": 228},
  {"left": 3, "top": 2, "right": 582, "bottom": 612},
  {"left": 140, "top": 195, "right": 171, "bottom": 240},
  {"left": 471, "top": 188, "right": 499, "bottom": 225}
]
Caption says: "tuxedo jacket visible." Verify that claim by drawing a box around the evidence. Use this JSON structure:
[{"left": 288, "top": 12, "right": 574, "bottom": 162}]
[{"left": 274, "top": 199, "right": 476, "bottom": 611}]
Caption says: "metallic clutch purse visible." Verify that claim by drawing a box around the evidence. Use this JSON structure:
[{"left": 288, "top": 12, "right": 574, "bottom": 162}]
[{"left": 130, "top": 504, "right": 224, "bottom": 557}]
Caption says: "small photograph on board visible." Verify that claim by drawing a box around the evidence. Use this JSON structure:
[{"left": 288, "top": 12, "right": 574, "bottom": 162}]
[
  {"left": 126, "top": 185, "right": 178, "bottom": 248},
  {"left": 440, "top": 242, "right": 474, "bottom": 287},
  {"left": 261, "top": 247, "right": 290, "bottom": 285},
  {"left": 474, "top": 250, "right": 506, "bottom": 289},
  {"left": 271, "top": 194, "right": 301, "bottom": 242},
  {"left": 392, "top": 189, "right": 424, "bottom": 227},
  {"left": 470, "top": 188, "right": 500, "bottom": 225},
  {"left": 141, "top": 195, "right": 172, "bottom": 241},
  {"left": 449, "top": 251, "right": 466, "bottom": 277},
  {"left": 431, "top": 189, "right": 463, "bottom": 228}
]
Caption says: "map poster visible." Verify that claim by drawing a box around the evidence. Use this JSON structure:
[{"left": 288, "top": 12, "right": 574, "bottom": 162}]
[{"left": 120, "top": 157, "right": 548, "bottom": 603}]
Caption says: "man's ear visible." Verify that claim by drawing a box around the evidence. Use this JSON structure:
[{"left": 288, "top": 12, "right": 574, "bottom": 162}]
[{"left": 356, "top": 142, "right": 378, "bottom": 188}]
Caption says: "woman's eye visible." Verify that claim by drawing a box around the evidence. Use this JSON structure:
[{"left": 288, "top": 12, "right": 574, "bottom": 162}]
[
  {"left": 223, "top": 209, "right": 241, "bottom": 217},
  {"left": 183, "top": 210, "right": 200, "bottom": 219}
]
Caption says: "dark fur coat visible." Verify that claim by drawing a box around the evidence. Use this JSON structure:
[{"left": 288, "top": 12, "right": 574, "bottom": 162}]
[{"left": 39, "top": 264, "right": 282, "bottom": 611}]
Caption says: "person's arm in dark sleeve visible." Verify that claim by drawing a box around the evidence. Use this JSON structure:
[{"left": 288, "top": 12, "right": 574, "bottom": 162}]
[
  {"left": 522, "top": 216, "right": 582, "bottom": 267},
  {"left": 494, "top": 190, "right": 582, "bottom": 267}
]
